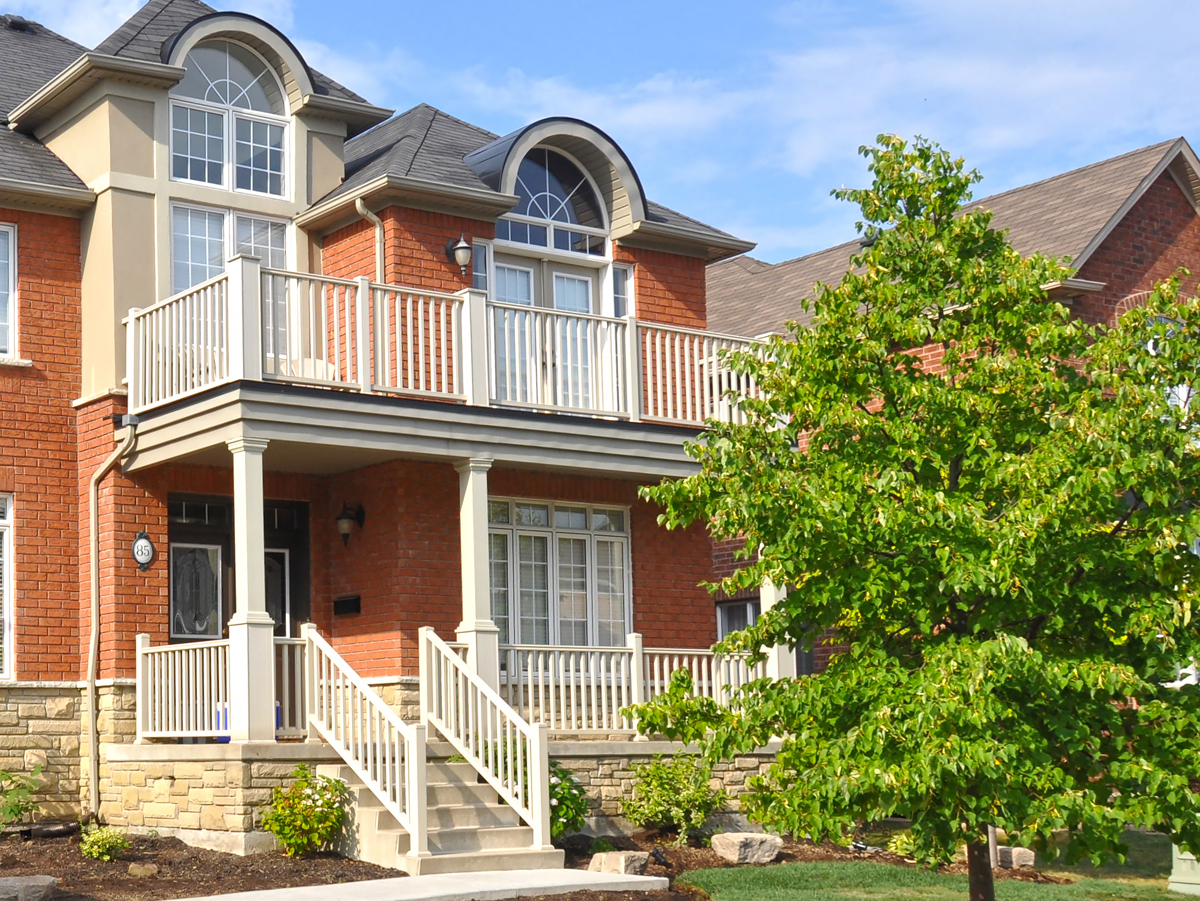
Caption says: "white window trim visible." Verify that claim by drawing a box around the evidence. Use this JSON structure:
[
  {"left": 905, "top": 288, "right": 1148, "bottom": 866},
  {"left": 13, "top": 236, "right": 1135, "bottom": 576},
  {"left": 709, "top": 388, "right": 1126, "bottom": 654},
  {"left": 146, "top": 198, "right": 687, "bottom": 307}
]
[
  {"left": 488, "top": 498, "right": 633, "bottom": 647},
  {"left": 169, "top": 542, "right": 224, "bottom": 641},
  {"left": 0, "top": 495, "right": 13, "bottom": 680},
  {"left": 0, "top": 223, "right": 18, "bottom": 362},
  {"left": 170, "top": 201, "right": 290, "bottom": 294},
  {"left": 168, "top": 96, "right": 290, "bottom": 200}
]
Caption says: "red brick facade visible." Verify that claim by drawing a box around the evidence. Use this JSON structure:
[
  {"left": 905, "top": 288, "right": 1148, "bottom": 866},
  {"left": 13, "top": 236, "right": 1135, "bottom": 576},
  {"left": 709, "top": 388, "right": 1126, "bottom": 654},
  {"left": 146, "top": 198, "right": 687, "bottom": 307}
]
[{"left": 615, "top": 245, "right": 707, "bottom": 329}]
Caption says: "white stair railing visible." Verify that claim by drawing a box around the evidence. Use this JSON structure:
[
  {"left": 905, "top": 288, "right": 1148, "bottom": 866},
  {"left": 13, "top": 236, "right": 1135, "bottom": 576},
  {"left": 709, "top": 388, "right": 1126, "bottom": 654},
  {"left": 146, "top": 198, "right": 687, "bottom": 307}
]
[
  {"left": 419, "top": 627, "right": 552, "bottom": 850},
  {"left": 304, "top": 624, "right": 428, "bottom": 858},
  {"left": 135, "top": 634, "right": 231, "bottom": 740},
  {"left": 274, "top": 637, "right": 306, "bottom": 738}
]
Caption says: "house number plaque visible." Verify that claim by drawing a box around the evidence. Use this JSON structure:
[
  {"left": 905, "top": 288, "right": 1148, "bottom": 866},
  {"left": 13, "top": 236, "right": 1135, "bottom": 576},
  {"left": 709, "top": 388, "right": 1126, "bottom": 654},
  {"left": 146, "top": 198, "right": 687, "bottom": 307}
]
[{"left": 132, "top": 531, "right": 155, "bottom": 570}]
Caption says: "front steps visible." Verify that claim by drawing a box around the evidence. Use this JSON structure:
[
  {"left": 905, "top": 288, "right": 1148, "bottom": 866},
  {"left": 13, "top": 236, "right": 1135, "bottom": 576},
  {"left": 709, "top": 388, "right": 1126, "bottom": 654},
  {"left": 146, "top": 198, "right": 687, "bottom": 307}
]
[{"left": 318, "top": 761, "right": 565, "bottom": 875}]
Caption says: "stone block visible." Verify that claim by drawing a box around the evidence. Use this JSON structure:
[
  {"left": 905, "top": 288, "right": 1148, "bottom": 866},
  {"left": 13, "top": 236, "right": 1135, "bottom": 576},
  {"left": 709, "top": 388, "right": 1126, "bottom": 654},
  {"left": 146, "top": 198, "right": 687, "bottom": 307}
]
[
  {"left": 150, "top": 779, "right": 173, "bottom": 802},
  {"left": 588, "top": 851, "right": 649, "bottom": 875},
  {"left": 0, "top": 876, "right": 58, "bottom": 901},
  {"left": 187, "top": 788, "right": 214, "bottom": 806},
  {"left": 178, "top": 812, "right": 201, "bottom": 830},
  {"left": 143, "top": 802, "right": 177, "bottom": 820},
  {"left": 43, "top": 698, "right": 74, "bottom": 719},
  {"left": 121, "top": 787, "right": 140, "bottom": 810},
  {"left": 201, "top": 806, "right": 226, "bottom": 831},
  {"left": 998, "top": 846, "right": 1035, "bottom": 869},
  {"left": 16, "top": 704, "right": 46, "bottom": 719},
  {"left": 711, "top": 832, "right": 783, "bottom": 864},
  {"left": 23, "top": 750, "right": 48, "bottom": 771},
  {"left": 127, "top": 863, "right": 158, "bottom": 877},
  {"left": 175, "top": 762, "right": 205, "bottom": 780}
]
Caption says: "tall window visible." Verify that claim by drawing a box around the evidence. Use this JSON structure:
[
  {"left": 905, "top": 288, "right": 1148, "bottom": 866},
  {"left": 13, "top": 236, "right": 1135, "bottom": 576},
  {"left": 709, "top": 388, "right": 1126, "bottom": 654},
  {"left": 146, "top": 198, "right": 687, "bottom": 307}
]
[
  {"left": 613, "top": 263, "right": 633, "bottom": 318},
  {"left": 487, "top": 499, "right": 630, "bottom": 646},
  {"left": 0, "top": 225, "right": 14, "bottom": 357},
  {"left": 0, "top": 496, "right": 13, "bottom": 679},
  {"left": 495, "top": 148, "right": 606, "bottom": 257},
  {"left": 172, "top": 204, "right": 287, "bottom": 294},
  {"left": 171, "top": 40, "right": 287, "bottom": 196}
]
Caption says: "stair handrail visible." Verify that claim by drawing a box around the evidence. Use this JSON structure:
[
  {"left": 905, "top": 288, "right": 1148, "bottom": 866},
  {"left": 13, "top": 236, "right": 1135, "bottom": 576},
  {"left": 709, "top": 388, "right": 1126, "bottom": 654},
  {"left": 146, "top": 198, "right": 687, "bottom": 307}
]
[
  {"left": 303, "top": 624, "right": 428, "bottom": 858},
  {"left": 418, "top": 627, "right": 552, "bottom": 850}
]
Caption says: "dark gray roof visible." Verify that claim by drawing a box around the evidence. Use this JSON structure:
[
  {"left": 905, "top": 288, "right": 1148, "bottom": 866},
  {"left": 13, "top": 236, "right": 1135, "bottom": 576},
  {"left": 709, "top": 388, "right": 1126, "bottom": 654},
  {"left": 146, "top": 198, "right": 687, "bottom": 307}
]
[
  {"left": 0, "top": 124, "right": 89, "bottom": 193},
  {"left": 707, "top": 139, "right": 1185, "bottom": 336},
  {"left": 644, "top": 200, "right": 741, "bottom": 241},
  {"left": 0, "top": 14, "right": 86, "bottom": 117},
  {"left": 94, "top": 0, "right": 366, "bottom": 103}
]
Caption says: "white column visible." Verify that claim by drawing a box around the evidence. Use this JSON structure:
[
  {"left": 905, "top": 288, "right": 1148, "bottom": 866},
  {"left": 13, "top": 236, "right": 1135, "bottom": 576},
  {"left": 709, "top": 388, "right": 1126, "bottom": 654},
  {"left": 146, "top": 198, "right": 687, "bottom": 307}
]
[
  {"left": 455, "top": 456, "right": 500, "bottom": 690},
  {"left": 226, "top": 254, "right": 263, "bottom": 383},
  {"left": 760, "top": 579, "right": 796, "bottom": 679},
  {"left": 624, "top": 315, "right": 642, "bottom": 422},
  {"left": 456, "top": 289, "right": 489, "bottom": 406},
  {"left": 227, "top": 435, "right": 276, "bottom": 742}
]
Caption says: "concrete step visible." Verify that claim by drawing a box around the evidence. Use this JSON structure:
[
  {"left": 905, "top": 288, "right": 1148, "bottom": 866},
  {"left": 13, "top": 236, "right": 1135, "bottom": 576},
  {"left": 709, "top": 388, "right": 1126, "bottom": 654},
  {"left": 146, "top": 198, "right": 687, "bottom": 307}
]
[
  {"left": 427, "top": 825, "right": 535, "bottom": 854},
  {"left": 428, "top": 781, "right": 498, "bottom": 806},
  {"left": 402, "top": 847, "right": 566, "bottom": 876},
  {"left": 428, "top": 802, "right": 520, "bottom": 829},
  {"left": 427, "top": 760, "right": 481, "bottom": 783}
]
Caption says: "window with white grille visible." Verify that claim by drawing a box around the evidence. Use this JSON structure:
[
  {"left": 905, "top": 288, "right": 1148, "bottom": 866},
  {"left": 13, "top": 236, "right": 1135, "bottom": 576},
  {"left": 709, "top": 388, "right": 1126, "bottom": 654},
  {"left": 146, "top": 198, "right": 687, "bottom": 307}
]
[{"left": 0, "top": 496, "right": 12, "bottom": 679}]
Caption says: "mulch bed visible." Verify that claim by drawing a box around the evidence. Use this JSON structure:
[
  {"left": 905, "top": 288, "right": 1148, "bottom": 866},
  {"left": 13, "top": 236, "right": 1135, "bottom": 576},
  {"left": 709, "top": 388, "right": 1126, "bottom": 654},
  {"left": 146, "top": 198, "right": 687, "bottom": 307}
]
[{"left": 0, "top": 833, "right": 401, "bottom": 901}]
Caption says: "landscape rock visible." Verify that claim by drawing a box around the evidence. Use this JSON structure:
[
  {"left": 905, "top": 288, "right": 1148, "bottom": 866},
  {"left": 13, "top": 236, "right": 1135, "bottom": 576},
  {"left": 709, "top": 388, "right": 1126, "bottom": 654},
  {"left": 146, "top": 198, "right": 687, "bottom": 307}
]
[
  {"left": 0, "top": 876, "right": 58, "bottom": 901},
  {"left": 711, "top": 832, "right": 784, "bottom": 864},
  {"left": 997, "top": 845, "right": 1035, "bottom": 869},
  {"left": 127, "top": 863, "right": 159, "bottom": 877},
  {"left": 587, "top": 851, "right": 650, "bottom": 874}
]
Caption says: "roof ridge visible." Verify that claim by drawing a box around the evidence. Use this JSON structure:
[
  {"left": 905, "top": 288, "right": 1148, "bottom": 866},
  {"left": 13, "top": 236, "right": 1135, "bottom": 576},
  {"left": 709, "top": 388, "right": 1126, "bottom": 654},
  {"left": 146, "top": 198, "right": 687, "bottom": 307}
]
[{"left": 404, "top": 105, "right": 438, "bottom": 177}]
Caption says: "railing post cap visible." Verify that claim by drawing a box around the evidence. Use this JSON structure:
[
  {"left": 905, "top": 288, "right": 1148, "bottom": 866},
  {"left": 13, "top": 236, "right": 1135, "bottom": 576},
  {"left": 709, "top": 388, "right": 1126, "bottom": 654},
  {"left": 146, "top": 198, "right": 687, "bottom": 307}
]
[{"left": 226, "top": 253, "right": 262, "bottom": 264}]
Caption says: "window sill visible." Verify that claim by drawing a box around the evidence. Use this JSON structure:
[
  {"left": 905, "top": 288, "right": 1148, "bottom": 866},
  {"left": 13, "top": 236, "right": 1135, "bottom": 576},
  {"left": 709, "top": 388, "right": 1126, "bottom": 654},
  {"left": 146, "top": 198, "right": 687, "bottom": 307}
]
[{"left": 0, "top": 358, "right": 33, "bottom": 368}]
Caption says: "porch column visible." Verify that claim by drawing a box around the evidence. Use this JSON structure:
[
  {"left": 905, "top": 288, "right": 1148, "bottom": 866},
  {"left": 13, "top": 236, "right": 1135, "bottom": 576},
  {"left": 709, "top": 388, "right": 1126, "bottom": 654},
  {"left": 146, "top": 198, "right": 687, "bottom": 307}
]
[
  {"left": 760, "top": 579, "right": 797, "bottom": 679},
  {"left": 227, "top": 436, "right": 276, "bottom": 742},
  {"left": 455, "top": 456, "right": 501, "bottom": 690}
]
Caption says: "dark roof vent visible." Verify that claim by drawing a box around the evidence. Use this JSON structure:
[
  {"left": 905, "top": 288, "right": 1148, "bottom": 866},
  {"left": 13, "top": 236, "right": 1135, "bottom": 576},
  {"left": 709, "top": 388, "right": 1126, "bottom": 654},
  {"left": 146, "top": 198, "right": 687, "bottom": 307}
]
[{"left": 5, "top": 15, "right": 35, "bottom": 34}]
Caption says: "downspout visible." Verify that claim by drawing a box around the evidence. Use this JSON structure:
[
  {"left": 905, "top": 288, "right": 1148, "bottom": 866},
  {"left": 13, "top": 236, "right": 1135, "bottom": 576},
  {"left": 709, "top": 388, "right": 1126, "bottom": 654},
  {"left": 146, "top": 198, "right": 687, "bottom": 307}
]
[
  {"left": 86, "top": 415, "right": 138, "bottom": 818},
  {"left": 355, "top": 198, "right": 385, "bottom": 283}
]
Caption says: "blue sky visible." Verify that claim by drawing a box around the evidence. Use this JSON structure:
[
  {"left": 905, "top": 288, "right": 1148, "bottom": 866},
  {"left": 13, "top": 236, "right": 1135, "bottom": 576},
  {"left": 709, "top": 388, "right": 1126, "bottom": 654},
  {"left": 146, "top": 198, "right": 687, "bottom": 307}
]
[{"left": 14, "top": 0, "right": 1200, "bottom": 263}]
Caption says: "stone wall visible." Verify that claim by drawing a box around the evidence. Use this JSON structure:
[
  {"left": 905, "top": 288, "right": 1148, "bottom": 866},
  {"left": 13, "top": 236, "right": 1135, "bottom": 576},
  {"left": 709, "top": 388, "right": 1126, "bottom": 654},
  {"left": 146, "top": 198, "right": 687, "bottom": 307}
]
[
  {"left": 0, "top": 684, "right": 83, "bottom": 819},
  {"left": 81, "top": 682, "right": 137, "bottom": 812}
]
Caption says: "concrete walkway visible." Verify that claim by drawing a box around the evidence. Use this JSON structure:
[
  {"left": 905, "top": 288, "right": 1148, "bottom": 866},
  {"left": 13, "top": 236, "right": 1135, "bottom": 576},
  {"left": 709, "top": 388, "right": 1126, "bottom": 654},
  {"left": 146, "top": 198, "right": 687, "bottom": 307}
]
[{"left": 180, "top": 870, "right": 669, "bottom": 901}]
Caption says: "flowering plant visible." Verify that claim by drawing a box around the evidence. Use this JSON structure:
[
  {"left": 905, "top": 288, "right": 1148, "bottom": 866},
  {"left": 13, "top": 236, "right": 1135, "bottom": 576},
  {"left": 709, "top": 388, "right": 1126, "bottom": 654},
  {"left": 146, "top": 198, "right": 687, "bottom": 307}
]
[
  {"left": 260, "top": 764, "right": 347, "bottom": 857},
  {"left": 549, "top": 761, "right": 587, "bottom": 842}
]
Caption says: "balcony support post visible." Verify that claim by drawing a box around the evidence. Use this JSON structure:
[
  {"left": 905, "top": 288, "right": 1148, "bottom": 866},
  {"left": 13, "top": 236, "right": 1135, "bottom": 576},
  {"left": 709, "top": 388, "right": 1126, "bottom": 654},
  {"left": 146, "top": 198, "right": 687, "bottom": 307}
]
[
  {"left": 624, "top": 316, "right": 642, "bottom": 422},
  {"left": 455, "top": 456, "right": 500, "bottom": 690},
  {"left": 761, "top": 579, "right": 797, "bottom": 679},
  {"left": 355, "top": 277, "right": 372, "bottom": 393},
  {"left": 457, "top": 289, "right": 489, "bottom": 406},
  {"left": 226, "top": 254, "right": 263, "bottom": 383},
  {"left": 227, "top": 435, "right": 276, "bottom": 742}
]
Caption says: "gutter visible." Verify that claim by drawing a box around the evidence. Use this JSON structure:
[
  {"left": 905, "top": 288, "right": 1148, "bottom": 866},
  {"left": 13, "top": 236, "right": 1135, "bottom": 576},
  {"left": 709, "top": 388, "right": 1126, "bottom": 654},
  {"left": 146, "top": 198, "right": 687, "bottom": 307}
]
[
  {"left": 85, "top": 416, "right": 138, "bottom": 818},
  {"left": 355, "top": 198, "right": 385, "bottom": 282}
]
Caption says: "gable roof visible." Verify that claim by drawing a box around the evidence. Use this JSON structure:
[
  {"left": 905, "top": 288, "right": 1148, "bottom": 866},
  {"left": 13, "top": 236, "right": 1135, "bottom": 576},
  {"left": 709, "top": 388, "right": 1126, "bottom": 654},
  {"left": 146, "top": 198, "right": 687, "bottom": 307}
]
[
  {"left": 94, "top": 0, "right": 365, "bottom": 102},
  {"left": 706, "top": 138, "right": 1199, "bottom": 336}
]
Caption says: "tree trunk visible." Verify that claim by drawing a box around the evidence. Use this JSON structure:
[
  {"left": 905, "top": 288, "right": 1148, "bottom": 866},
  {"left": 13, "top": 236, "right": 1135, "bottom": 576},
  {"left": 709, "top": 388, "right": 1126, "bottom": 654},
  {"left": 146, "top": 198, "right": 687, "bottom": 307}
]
[{"left": 966, "top": 839, "right": 996, "bottom": 901}]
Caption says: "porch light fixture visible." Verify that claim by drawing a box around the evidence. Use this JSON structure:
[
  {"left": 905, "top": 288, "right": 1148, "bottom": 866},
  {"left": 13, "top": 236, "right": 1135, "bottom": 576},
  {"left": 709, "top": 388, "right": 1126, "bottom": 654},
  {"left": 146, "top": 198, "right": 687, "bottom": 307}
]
[
  {"left": 445, "top": 234, "right": 472, "bottom": 276},
  {"left": 336, "top": 503, "right": 365, "bottom": 545}
]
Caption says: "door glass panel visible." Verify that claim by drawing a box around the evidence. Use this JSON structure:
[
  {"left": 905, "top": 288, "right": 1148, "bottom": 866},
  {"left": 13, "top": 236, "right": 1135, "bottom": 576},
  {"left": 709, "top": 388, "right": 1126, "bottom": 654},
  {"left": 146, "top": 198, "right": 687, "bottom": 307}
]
[
  {"left": 170, "top": 545, "right": 222, "bottom": 638},
  {"left": 552, "top": 275, "right": 592, "bottom": 408},
  {"left": 489, "top": 532, "right": 511, "bottom": 644},
  {"left": 496, "top": 266, "right": 533, "bottom": 305},
  {"left": 557, "top": 537, "right": 588, "bottom": 646},
  {"left": 553, "top": 274, "right": 591, "bottom": 313},
  {"left": 517, "top": 534, "right": 549, "bottom": 643},
  {"left": 596, "top": 539, "right": 627, "bottom": 646},
  {"left": 264, "top": 549, "right": 289, "bottom": 636},
  {"left": 494, "top": 265, "right": 536, "bottom": 404}
]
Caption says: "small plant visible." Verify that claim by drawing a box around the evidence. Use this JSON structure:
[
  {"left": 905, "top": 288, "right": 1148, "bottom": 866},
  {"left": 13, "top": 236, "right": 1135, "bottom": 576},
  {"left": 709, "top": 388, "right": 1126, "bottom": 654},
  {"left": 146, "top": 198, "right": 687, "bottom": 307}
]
[
  {"left": 260, "top": 764, "right": 347, "bottom": 857},
  {"left": 589, "top": 836, "right": 616, "bottom": 854},
  {"left": 0, "top": 765, "right": 41, "bottom": 826},
  {"left": 620, "top": 755, "right": 726, "bottom": 846},
  {"left": 79, "top": 825, "right": 130, "bottom": 862},
  {"left": 887, "top": 829, "right": 917, "bottom": 859},
  {"left": 549, "top": 761, "right": 588, "bottom": 842}
]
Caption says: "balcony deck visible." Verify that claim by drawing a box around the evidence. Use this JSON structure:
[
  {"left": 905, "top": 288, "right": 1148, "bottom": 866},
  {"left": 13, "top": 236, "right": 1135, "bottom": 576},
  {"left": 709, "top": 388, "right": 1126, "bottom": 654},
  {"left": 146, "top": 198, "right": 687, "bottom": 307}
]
[{"left": 124, "top": 257, "right": 762, "bottom": 428}]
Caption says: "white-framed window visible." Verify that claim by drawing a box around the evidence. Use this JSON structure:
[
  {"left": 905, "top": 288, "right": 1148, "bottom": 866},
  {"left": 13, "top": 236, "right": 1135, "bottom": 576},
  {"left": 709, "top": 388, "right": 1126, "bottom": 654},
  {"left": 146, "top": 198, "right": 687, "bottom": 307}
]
[
  {"left": 495, "top": 147, "right": 607, "bottom": 258},
  {"left": 172, "top": 203, "right": 288, "bottom": 294},
  {"left": 471, "top": 240, "right": 490, "bottom": 293},
  {"left": 0, "top": 495, "right": 12, "bottom": 679},
  {"left": 487, "top": 498, "right": 631, "bottom": 646},
  {"left": 612, "top": 263, "right": 633, "bottom": 318},
  {"left": 170, "top": 39, "right": 288, "bottom": 198},
  {"left": 170, "top": 543, "right": 223, "bottom": 640},
  {"left": 495, "top": 263, "right": 534, "bottom": 306},
  {"left": 0, "top": 224, "right": 16, "bottom": 358},
  {"left": 717, "top": 598, "right": 759, "bottom": 640}
]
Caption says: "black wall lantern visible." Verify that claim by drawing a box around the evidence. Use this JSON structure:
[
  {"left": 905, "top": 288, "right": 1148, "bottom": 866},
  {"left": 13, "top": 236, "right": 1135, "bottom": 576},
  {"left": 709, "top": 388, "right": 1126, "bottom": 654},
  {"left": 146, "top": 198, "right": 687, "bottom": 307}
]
[
  {"left": 445, "top": 234, "right": 472, "bottom": 276},
  {"left": 336, "top": 503, "right": 365, "bottom": 545}
]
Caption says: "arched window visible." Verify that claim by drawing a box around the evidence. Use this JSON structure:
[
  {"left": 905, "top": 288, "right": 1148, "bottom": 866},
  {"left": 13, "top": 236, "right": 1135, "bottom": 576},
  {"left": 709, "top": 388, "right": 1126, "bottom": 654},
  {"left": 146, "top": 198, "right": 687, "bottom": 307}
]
[
  {"left": 496, "top": 148, "right": 606, "bottom": 256},
  {"left": 170, "top": 39, "right": 287, "bottom": 196}
]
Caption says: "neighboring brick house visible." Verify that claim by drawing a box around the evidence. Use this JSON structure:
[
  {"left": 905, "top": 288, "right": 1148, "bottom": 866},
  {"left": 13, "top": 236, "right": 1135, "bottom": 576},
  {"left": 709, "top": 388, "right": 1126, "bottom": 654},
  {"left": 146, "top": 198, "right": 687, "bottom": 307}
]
[
  {"left": 705, "top": 138, "right": 1200, "bottom": 674},
  {"left": 0, "top": 0, "right": 785, "bottom": 870}
]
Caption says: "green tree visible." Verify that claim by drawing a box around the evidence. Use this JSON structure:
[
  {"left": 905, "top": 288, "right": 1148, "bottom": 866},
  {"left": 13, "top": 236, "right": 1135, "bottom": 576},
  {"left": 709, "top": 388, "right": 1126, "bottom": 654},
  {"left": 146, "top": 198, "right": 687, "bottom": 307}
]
[{"left": 637, "top": 135, "right": 1200, "bottom": 901}]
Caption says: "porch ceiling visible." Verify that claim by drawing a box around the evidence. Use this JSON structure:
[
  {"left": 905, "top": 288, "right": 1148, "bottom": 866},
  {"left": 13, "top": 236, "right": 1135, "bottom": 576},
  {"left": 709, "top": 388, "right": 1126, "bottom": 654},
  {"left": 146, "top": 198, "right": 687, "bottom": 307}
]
[{"left": 121, "top": 381, "right": 704, "bottom": 480}]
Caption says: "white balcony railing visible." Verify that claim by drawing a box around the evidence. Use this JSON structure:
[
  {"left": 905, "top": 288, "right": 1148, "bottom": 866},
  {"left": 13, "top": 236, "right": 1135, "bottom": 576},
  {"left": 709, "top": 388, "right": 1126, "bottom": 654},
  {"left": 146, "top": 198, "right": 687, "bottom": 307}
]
[{"left": 126, "top": 256, "right": 760, "bottom": 424}]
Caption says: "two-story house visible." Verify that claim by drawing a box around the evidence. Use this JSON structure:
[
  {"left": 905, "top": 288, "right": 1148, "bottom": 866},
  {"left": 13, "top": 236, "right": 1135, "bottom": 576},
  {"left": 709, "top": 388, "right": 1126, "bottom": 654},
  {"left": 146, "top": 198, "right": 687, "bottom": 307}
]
[{"left": 0, "top": 0, "right": 789, "bottom": 874}]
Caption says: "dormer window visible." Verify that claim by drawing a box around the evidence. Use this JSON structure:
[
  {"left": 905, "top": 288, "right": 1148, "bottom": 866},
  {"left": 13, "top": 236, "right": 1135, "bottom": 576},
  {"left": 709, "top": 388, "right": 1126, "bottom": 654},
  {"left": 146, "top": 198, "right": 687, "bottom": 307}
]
[
  {"left": 170, "top": 40, "right": 288, "bottom": 196},
  {"left": 495, "top": 148, "right": 606, "bottom": 256}
]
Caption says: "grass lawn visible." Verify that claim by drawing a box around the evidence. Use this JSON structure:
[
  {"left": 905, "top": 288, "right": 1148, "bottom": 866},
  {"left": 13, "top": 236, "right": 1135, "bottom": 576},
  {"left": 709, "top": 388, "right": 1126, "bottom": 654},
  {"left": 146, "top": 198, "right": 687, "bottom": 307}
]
[{"left": 680, "top": 832, "right": 1181, "bottom": 900}]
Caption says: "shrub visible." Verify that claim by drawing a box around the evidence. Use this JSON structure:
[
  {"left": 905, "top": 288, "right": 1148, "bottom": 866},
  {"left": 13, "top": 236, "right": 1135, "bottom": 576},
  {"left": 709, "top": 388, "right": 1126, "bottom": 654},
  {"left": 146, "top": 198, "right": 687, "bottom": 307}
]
[
  {"left": 887, "top": 829, "right": 917, "bottom": 859},
  {"left": 620, "top": 755, "right": 726, "bottom": 845},
  {"left": 0, "top": 765, "right": 41, "bottom": 827},
  {"left": 261, "top": 764, "right": 347, "bottom": 857},
  {"left": 549, "top": 761, "right": 588, "bottom": 842},
  {"left": 79, "top": 825, "right": 130, "bottom": 861}
]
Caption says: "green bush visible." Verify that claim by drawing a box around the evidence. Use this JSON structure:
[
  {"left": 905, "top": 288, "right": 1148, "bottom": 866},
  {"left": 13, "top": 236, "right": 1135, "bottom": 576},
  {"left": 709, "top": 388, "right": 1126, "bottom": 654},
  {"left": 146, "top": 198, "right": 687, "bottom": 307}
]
[
  {"left": 260, "top": 764, "right": 347, "bottom": 857},
  {"left": 79, "top": 825, "right": 130, "bottom": 862},
  {"left": 549, "top": 761, "right": 588, "bottom": 842},
  {"left": 887, "top": 829, "right": 917, "bottom": 858},
  {"left": 0, "top": 765, "right": 40, "bottom": 826},
  {"left": 620, "top": 755, "right": 726, "bottom": 845}
]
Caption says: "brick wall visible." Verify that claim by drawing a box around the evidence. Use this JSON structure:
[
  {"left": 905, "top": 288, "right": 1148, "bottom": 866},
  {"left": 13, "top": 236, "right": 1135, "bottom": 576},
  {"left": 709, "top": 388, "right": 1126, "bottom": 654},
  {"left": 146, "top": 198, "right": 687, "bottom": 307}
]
[
  {"left": 615, "top": 244, "right": 707, "bottom": 329},
  {"left": 0, "top": 207, "right": 83, "bottom": 681},
  {"left": 1076, "top": 171, "right": 1200, "bottom": 325}
]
